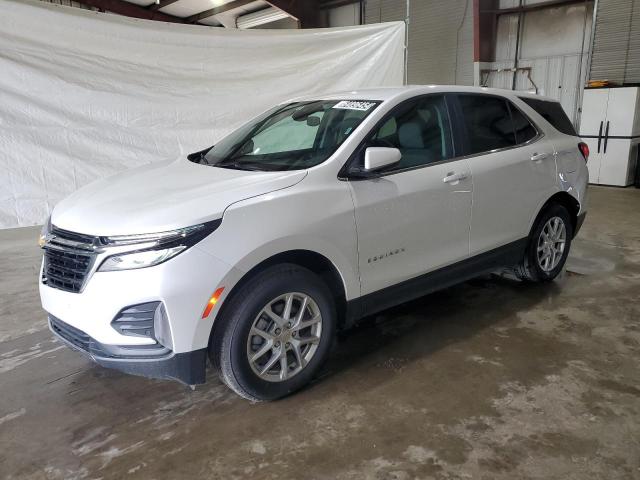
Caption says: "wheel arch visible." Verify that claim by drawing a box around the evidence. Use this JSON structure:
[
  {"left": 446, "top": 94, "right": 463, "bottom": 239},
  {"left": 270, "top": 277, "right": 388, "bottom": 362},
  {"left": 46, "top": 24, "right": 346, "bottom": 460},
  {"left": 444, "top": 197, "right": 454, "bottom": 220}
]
[
  {"left": 531, "top": 191, "right": 580, "bottom": 238},
  {"left": 208, "top": 249, "right": 349, "bottom": 348}
]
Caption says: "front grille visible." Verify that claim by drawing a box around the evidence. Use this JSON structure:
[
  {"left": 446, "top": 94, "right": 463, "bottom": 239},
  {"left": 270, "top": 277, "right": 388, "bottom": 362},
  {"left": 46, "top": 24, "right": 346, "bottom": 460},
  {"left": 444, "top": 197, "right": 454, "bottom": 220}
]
[
  {"left": 50, "top": 227, "right": 97, "bottom": 245},
  {"left": 49, "top": 315, "right": 170, "bottom": 359},
  {"left": 49, "top": 316, "right": 113, "bottom": 357},
  {"left": 50, "top": 315, "right": 91, "bottom": 352},
  {"left": 44, "top": 248, "right": 94, "bottom": 292},
  {"left": 43, "top": 227, "right": 97, "bottom": 293}
]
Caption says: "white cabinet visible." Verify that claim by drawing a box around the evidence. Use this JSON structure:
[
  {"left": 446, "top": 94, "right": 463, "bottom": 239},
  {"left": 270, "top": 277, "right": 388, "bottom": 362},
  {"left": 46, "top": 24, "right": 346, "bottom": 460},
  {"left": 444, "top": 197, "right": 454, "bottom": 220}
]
[{"left": 579, "top": 87, "right": 640, "bottom": 186}]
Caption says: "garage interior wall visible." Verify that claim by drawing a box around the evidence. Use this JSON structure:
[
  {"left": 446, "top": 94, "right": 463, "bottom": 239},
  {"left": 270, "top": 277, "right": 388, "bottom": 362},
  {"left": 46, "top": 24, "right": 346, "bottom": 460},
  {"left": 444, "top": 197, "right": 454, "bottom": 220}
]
[
  {"left": 482, "top": 1, "right": 593, "bottom": 125},
  {"left": 327, "top": 3, "right": 361, "bottom": 26},
  {"left": 589, "top": 0, "right": 640, "bottom": 84},
  {"left": 363, "top": 0, "right": 474, "bottom": 85}
]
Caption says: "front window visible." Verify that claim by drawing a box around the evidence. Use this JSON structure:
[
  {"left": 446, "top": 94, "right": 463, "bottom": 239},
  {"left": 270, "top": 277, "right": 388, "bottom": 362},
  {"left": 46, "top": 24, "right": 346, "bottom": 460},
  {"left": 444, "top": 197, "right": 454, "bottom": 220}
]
[
  {"left": 195, "top": 100, "right": 380, "bottom": 171},
  {"left": 365, "top": 94, "right": 454, "bottom": 171}
]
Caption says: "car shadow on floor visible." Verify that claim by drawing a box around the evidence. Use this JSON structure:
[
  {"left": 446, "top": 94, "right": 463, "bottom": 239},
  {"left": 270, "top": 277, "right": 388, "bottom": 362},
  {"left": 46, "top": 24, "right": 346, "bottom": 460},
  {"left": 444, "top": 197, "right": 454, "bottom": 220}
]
[
  {"left": 308, "top": 273, "right": 564, "bottom": 391},
  {"left": 46, "top": 273, "right": 564, "bottom": 409}
]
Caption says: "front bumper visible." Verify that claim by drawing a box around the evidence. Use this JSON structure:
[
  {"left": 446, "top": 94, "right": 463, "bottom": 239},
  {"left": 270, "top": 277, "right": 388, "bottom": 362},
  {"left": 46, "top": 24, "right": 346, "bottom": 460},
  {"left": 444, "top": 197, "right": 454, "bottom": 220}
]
[
  {"left": 49, "top": 315, "right": 206, "bottom": 384},
  {"left": 40, "top": 240, "right": 247, "bottom": 385},
  {"left": 574, "top": 212, "right": 587, "bottom": 238},
  {"left": 40, "top": 244, "right": 240, "bottom": 353}
]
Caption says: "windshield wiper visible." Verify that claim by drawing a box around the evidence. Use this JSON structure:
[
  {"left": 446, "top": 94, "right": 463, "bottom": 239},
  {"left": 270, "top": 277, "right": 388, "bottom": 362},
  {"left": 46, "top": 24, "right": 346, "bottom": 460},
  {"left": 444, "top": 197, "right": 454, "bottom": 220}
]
[{"left": 214, "top": 160, "right": 268, "bottom": 171}]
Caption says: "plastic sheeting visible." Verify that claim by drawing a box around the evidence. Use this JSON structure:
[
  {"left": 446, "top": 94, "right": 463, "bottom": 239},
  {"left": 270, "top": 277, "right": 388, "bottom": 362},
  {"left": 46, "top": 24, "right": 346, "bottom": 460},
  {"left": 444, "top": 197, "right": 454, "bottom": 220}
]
[{"left": 0, "top": 0, "right": 404, "bottom": 229}]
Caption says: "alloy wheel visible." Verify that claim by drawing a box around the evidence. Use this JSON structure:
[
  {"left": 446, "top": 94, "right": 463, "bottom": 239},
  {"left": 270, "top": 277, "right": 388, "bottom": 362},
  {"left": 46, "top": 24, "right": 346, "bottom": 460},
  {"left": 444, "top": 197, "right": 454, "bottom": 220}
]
[
  {"left": 246, "top": 292, "right": 323, "bottom": 382},
  {"left": 536, "top": 216, "right": 567, "bottom": 272}
]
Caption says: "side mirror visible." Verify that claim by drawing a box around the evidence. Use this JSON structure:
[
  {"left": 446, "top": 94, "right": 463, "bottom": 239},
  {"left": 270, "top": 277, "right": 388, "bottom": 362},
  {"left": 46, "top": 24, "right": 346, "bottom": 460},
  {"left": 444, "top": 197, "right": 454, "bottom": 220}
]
[{"left": 364, "top": 147, "right": 401, "bottom": 171}]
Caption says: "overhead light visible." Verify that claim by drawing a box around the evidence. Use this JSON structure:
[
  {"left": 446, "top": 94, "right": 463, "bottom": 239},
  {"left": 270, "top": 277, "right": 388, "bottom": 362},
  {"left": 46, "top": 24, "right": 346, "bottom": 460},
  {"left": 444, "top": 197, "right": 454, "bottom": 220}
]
[{"left": 236, "top": 7, "right": 289, "bottom": 29}]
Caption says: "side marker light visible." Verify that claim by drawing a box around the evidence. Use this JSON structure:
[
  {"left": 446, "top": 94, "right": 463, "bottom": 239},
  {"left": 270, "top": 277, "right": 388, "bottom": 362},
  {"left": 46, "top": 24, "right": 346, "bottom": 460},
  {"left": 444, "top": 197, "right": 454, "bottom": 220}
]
[{"left": 202, "top": 287, "right": 225, "bottom": 319}]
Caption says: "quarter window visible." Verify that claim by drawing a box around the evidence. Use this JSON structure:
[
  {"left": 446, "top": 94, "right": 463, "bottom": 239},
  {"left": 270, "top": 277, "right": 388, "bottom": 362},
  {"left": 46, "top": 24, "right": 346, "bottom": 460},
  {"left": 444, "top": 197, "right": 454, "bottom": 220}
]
[
  {"left": 519, "top": 97, "right": 577, "bottom": 136},
  {"left": 366, "top": 95, "right": 453, "bottom": 171}
]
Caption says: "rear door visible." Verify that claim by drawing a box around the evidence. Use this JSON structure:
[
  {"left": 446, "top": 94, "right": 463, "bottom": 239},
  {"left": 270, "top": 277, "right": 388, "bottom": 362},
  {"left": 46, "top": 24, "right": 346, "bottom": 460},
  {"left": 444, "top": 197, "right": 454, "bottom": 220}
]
[
  {"left": 452, "top": 94, "right": 557, "bottom": 256},
  {"left": 519, "top": 96, "right": 585, "bottom": 181},
  {"left": 348, "top": 94, "right": 472, "bottom": 296}
]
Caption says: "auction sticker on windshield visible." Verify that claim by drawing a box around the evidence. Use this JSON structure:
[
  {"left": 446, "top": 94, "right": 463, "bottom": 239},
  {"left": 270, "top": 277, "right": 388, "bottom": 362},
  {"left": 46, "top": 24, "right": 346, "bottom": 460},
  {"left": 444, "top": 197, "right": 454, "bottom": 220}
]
[{"left": 333, "top": 100, "right": 376, "bottom": 111}]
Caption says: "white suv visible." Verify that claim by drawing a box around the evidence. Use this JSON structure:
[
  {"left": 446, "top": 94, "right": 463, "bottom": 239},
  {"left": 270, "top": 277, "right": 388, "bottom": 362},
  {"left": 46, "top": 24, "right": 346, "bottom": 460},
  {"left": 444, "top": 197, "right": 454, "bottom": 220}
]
[{"left": 40, "top": 86, "right": 589, "bottom": 400}]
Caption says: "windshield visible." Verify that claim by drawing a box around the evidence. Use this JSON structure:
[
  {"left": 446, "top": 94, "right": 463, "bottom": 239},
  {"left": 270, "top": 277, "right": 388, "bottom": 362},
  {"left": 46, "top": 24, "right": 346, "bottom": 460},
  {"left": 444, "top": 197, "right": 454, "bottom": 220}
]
[{"left": 195, "top": 100, "right": 380, "bottom": 171}]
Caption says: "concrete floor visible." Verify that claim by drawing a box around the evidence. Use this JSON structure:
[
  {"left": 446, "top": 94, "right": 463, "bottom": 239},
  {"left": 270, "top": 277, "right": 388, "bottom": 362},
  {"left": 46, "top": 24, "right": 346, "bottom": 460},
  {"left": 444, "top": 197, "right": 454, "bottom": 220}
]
[{"left": 1, "top": 185, "right": 639, "bottom": 480}]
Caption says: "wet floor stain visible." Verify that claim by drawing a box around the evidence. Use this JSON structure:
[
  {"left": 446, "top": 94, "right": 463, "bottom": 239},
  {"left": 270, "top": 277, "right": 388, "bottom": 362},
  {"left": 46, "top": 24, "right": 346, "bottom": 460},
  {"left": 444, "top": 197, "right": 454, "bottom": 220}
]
[{"left": 1, "top": 186, "right": 639, "bottom": 479}]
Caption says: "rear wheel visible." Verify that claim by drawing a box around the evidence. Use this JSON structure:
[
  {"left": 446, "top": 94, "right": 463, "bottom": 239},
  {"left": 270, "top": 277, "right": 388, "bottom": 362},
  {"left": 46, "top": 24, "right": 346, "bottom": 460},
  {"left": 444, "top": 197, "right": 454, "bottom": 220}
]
[
  {"left": 516, "top": 203, "right": 573, "bottom": 282},
  {"left": 210, "top": 264, "right": 336, "bottom": 401}
]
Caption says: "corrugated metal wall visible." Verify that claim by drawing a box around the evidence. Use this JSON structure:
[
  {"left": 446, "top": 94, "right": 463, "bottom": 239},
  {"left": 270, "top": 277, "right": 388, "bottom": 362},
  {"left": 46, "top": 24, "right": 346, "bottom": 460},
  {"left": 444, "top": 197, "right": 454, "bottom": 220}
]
[
  {"left": 38, "top": 0, "right": 97, "bottom": 10},
  {"left": 327, "top": 3, "right": 361, "bottom": 26},
  {"left": 364, "top": 0, "right": 474, "bottom": 85},
  {"left": 498, "top": 0, "right": 571, "bottom": 6},
  {"left": 484, "top": 3, "right": 592, "bottom": 125},
  {"left": 364, "top": 0, "right": 406, "bottom": 23},
  {"left": 589, "top": 0, "right": 640, "bottom": 84}
]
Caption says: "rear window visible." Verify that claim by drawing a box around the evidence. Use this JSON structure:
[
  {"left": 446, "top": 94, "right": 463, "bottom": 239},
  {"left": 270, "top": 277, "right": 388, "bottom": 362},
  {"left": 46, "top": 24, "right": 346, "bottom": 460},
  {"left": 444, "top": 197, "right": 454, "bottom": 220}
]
[{"left": 519, "top": 97, "right": 577, "bottom": 136}]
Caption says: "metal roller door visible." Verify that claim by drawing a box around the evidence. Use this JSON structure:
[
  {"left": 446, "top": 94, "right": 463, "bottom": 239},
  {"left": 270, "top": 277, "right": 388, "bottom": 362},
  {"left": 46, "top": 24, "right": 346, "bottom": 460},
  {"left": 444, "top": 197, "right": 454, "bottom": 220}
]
[
  {"left": 364, "top": 0, "right": 473, "bottom": 86},
  {"left": 590, "top": 0, "right": 640, "bottom": 84}
]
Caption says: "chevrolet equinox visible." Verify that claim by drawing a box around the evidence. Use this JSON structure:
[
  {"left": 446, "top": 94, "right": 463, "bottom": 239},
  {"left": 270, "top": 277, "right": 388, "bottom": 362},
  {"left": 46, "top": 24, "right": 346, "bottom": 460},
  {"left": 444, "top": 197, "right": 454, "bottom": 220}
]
[{"left": 40, "top": 86, "right": 589, "bottom": 400}]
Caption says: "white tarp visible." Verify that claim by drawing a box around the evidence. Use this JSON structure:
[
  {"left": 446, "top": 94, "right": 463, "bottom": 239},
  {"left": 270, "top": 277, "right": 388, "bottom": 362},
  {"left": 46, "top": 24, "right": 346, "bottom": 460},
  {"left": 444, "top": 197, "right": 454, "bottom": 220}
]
[{"left": 0, "top": 0, "right": 404, "bottom": 229}]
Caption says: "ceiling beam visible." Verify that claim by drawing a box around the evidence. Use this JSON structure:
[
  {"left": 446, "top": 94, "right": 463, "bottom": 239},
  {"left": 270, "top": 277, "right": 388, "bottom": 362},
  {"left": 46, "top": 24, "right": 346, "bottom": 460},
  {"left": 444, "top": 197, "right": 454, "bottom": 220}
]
[
  {"left": 147, "top": 0, "right": 181, "bottom": 12},
  {"left": 184, "top": 0, "right": 254, "bottom": 24},
  {"left": 75, "top": 0, "right": 187, "bottom": 22},
  {"left": 266, "top": 0, "right": 323, "bottom": 28}
]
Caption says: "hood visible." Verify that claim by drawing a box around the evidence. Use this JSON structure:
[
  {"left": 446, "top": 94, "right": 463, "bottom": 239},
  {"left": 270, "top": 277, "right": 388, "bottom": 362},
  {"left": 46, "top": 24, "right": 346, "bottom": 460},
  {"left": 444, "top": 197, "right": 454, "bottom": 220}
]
[{"left": 52, "top": 158, "right": 307, "bottom": 236}]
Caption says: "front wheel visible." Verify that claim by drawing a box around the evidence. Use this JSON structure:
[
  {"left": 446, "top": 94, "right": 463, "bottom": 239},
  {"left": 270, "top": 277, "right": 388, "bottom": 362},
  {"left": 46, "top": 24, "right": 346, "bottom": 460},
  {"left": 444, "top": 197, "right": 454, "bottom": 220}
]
[
  {"left": 516, "top": 203, "right": 573, "bottom": 282},
  {"left": 210, "top": 264, "right": 336, "bottom": 401}
]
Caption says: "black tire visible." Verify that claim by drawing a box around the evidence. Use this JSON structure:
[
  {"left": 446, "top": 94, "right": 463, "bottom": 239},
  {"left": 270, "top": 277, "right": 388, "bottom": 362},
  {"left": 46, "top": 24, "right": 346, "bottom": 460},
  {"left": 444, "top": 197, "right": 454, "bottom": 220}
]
[
  {"left": 210, "top": 264, "right": 336, "bottom": 401},
  {"left": 515, "top": 203, "right": 573, "bottom": 282}
]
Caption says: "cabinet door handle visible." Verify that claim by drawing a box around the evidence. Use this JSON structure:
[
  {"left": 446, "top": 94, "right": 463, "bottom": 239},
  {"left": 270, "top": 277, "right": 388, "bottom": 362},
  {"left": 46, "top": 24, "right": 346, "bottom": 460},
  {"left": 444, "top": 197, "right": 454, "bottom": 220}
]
[
  {"left": 597, "top": 121, "right": 603, "bottom": 153},
  {"left": 603, "top": 121, "right": 610, "bottom": 154}
]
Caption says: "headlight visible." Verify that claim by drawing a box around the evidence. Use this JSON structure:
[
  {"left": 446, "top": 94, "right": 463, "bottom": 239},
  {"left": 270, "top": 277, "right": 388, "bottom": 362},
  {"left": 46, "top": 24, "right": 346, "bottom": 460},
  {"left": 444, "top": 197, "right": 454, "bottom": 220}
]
[
  {"left": 97, "top": 219, "right": 221, "bottom": 272},
  {"left": 39, "top": 215, "right": 52, "bottom": 248},
  {"left": 99, "top": 246, "right": 186, "bottom": 271}
]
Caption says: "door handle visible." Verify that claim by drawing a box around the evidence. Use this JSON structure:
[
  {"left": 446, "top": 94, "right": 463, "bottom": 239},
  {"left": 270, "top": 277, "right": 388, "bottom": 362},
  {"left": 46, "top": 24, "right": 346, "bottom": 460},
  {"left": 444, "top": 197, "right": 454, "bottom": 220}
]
[
  {"left": 597, "top": 120, "right": 603, "bottom": 153},
  {"left": 603, "top": 121, "right": 610, "bottom": 154},
  {"left": 530, "top": 152, "right": 549, "bottom": 162},
  {"left": 443, "top": 172, "right": 468, "bottom": 183}
]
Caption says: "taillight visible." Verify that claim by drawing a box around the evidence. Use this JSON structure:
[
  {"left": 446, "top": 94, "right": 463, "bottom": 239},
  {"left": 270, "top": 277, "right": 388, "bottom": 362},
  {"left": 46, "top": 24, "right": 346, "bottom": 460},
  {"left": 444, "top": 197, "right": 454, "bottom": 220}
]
[{"left": 578, "top": 142, "right": 589, "bottom": 162}]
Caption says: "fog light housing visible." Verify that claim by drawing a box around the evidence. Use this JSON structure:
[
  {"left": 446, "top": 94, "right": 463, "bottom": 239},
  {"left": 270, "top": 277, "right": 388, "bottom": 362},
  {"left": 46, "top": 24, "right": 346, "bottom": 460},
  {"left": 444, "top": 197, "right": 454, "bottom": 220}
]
[
  {"left": 154, "top": 303, "right": 174, "bottom": 350},
  {"left": 111, "top": 302, "right": 173, "bottom": 349}
]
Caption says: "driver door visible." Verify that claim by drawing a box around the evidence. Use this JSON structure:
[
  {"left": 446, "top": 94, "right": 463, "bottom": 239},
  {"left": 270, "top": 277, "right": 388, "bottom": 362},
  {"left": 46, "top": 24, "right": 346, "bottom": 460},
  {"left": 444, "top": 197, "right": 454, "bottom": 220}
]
[{"left": 347, "top": 94, "right": 472, "bottom": 296}]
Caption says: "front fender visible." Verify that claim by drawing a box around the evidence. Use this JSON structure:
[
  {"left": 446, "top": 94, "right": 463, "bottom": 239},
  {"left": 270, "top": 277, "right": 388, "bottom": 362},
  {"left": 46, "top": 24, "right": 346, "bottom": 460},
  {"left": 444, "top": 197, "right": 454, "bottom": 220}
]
[{"left": 193, "top": 177, "right": 361, "bottom": 335}]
